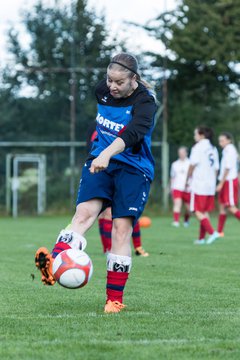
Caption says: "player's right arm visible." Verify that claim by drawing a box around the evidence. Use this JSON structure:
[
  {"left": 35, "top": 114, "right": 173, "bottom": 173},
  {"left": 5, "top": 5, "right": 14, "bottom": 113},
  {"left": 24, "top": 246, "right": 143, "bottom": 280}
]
[
  {"left": 216, "top": 168, "right": 230, "bottom": 192},
  {"left": 89, "top": 137, "right": 126, "bottom": 174}
]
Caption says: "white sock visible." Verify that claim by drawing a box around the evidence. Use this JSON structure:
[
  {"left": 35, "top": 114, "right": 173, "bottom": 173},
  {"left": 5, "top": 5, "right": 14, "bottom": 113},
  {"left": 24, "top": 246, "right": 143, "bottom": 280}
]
[
  {"left": 107, "top": 253, "right": 132, "bottom": 273},
  {"left": 56, "top": 229, "right": 87, "bottom": 251}
]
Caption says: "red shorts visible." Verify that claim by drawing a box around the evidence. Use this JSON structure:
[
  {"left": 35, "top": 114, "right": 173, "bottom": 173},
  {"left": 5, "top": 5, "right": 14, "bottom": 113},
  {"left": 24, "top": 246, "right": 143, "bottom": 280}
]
[
  {"left": 218, "top": 178, "right": 239, "bottom": 207},
  {"left": 190, "top": 193, "right": 215, "bottom": 212},
  {"left": 172, "top": 189, "right": 190, "bottom": 204}
]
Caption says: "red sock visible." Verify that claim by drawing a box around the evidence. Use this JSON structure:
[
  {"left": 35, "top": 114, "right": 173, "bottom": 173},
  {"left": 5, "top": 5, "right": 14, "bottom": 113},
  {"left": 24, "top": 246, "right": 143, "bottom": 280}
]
[
  {"left": 98, "top": 219, "right": 106, "bottom": 252},
  {"left": 199, "top": 223, "right": 206, "bottom": 240},
  {"left": 201, "top": 218, "right": 214, "bottom": 235},
  {"left": 132, "top": 221, "right": 141, "bottom": 249},
  {"left": 184, "top": 212, "right": 190, "bottom": 222},
  {"left": 217, "top": 214, "right": 227, "bottom": 232},
  {"left": 51, "top": 242, "right": 71, "bottom": 259},
  {"left": 234, "top": 210, "right": 240, "bottom": 220},
  {"left": 106, "top": 271, "right": 129, "bottom": 303},
  {"left": 173, "top": 212, "right": 180, "bottom": 222},
  {"left": 104, "top": 220, "right": 112, "bottom": 252},
  {"left": 98, "top": 219, "right": 112, "bottom": 253}
]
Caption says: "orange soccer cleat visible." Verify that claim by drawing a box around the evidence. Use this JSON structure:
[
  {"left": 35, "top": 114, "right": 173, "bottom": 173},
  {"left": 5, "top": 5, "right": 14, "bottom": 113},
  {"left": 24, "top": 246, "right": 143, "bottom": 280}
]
[
  {"left": 35, "top": 247, "right": 55, "bottom": 286},
  {"left": 104, "top": 300, "right": 126, "bottom": 314},
  {"left": 135, "top": 246, "right": 149, "bottom": 257}
]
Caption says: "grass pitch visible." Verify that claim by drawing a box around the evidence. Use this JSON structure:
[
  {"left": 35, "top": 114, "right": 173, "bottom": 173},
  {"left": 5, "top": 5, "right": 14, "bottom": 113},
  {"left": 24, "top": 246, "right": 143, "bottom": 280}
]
[{"left": 1, "top": 215, "right": 240, "bottom": 360}]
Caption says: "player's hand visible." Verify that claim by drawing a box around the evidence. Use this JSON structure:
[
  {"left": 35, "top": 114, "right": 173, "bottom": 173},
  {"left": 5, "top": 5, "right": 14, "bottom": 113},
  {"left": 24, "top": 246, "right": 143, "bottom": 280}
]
[
  {"left": 216, "top": 182, "right": 223, "bottom": 192},
  {"left": 89, "top": 154, "right": 110, "bottom": 174}
]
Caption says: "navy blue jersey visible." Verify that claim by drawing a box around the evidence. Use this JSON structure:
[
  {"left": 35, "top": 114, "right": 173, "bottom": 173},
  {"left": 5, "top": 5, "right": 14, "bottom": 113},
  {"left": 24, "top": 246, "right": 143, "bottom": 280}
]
[{"left": 90, "top": 79, "right": 157, "bottom": 181}]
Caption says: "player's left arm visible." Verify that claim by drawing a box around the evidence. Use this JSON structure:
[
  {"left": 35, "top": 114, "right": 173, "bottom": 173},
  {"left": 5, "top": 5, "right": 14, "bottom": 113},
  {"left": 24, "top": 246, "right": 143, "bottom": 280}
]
[
  {"left": 118, "top": 97, "right": 156, "bottom": 148},
  {"left": 90, "top": 97, "right": 156, "bottom": 174}
]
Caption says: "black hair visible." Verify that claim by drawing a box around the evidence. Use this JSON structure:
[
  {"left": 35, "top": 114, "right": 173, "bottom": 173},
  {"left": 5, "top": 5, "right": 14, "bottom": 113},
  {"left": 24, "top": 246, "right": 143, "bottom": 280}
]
[{"left": 196, "top": 126, "right": 214, "bottom": 145}]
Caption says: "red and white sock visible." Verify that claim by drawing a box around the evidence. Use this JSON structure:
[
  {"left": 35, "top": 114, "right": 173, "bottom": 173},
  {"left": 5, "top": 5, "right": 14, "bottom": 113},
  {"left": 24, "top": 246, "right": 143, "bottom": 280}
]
[
  {"left": 51, "top": 229, "right": 87, "bottom": 258},
  {"left": 106, "top": 253, "right": 132, "bottom": 303},
  {"left": 173, "top": 212, "right": 180, "bottom": 222},
  {"left": 217, "top": 214, "right": 227, "bottom": 232},
  {"left": 98, "top": 219, "right": 112, "bottom": 253},
  {"left": 200, "top": 218, "right": 214, "bottom": 235},
  {"left": 199, "top": 223, "right": 206, "bottom": 240},
  {"left": 234, "top": 210, "right": 240, "bottom": 220},
  {"left": 52, "top": 242, "right": 71, "bottom": 259},
  {"left": 132, "top": 221, "right": 141, "bottom": 249}
]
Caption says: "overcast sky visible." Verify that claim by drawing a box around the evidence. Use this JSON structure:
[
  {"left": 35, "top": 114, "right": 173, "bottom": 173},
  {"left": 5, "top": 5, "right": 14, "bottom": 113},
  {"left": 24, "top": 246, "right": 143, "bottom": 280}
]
[{"left": 0, "top": 0, "right": 177, "bottom": 66}]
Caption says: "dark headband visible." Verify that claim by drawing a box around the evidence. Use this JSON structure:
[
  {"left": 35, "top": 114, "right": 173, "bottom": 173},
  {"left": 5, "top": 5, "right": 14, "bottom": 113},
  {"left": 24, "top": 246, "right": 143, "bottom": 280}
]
[{"left": 109, "top": 61, "right": 138, "bottom": 75}]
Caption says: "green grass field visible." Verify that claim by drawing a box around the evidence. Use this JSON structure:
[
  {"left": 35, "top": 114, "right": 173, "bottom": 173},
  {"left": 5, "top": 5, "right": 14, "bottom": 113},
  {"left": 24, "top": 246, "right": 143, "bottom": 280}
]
[{"left": 1, "top": 215, "right": 240, "bottom": 360}]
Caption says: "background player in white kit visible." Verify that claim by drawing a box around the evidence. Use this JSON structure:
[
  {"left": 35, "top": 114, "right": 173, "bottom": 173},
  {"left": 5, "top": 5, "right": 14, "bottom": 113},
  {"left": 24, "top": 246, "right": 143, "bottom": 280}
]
[
  {"left": 170, "top": 146, "right": 191, "bottom": 227},
  {"left": 186, "top": 127, "right": 219, "bottom": 245},
  {"left": 216, "top": 132, "right": 240, "bottom": 236}
]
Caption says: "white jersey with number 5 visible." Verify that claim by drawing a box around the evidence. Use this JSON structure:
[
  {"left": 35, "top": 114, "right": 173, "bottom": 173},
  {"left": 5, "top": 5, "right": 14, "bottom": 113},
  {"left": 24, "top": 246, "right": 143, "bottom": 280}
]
[
  {"left": 219, "top": 143, "right": 239, "bottom": 181},
  {"left": 190, "top": 139, "right": 219, "bottom": 195}
]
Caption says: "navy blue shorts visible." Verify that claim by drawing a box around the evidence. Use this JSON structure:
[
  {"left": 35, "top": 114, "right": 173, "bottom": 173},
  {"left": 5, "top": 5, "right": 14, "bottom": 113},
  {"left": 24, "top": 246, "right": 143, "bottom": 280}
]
[{"left": 76, "top": 160, "right": 150, "bottom": 222}]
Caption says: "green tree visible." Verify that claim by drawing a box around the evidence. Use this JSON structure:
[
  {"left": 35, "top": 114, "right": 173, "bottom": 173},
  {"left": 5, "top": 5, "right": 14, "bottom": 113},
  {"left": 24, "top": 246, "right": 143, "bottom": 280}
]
[
  {"left": 145, "top": 0, "right": 240, "bottom": 146},
  {"left": 1, "top": 0, "right": 121, "bottom": 141}
]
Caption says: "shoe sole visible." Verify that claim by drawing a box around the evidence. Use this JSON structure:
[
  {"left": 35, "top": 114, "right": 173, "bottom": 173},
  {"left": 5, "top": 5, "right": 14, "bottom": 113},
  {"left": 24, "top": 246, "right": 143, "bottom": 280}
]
[{"left": 35, "top": 249, "right": 55, "bottom": 286}]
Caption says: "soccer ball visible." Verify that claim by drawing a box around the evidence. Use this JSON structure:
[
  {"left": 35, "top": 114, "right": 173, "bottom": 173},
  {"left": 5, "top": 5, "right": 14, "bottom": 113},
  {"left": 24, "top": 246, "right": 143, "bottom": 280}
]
[
  {"left": 139, "top": 216, "right": 152, "bottom": 228},
  {"left": 53, "top": 249, "right": 93, "bottom": 289}
]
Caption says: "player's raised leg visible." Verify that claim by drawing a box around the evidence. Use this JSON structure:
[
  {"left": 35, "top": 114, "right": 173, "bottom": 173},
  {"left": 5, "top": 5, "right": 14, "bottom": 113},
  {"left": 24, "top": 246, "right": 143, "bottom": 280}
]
[{"left": 35, "top": 199, "right": 102, "bottom": 285}]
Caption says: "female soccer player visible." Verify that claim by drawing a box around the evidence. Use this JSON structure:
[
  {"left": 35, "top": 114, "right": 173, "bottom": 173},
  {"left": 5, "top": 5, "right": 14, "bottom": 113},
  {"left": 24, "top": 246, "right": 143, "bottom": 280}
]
[
  {"left": 170, "top": 146, "right": 191, "bottom": 227},
  {"left": 88, "top": 123, "right": 149, "bottom": 256},
  {"left": 186, "top": 127, "right": 219, "bottom": 245},
  {"left": 217, "top": 132, "right": 240, "bottom": 235},
  {"left": 35, "top": 53, "right": 156, "bottom": 313}
]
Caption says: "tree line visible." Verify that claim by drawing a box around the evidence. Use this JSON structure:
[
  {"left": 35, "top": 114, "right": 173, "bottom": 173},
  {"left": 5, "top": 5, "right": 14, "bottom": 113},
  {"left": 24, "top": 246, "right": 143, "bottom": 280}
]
[{"left": 1, "top": 0, "right": 239, "bottom": 147}]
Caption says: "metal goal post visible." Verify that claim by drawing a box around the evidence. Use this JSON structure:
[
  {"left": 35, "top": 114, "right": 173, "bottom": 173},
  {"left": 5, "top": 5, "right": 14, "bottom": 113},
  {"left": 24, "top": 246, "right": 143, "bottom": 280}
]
[{"left": 6, "top": 153, "right": 46, "bottom": 217}]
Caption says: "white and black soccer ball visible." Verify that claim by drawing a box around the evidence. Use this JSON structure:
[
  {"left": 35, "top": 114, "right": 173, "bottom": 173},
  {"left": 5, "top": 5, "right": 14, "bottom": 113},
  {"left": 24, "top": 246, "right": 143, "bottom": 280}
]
[{"left": 53, "top": 249, "right": 93, "bottom": 289}]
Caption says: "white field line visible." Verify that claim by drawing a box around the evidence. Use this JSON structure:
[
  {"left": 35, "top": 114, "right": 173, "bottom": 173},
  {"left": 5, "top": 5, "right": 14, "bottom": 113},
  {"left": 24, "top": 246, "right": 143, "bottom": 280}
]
[
  {"left": 1, "top": 312, "right": 152, "bottom": 319},
  {"left": 3, "top": 338, "right": 240, "bottom": 346},
  {"left": 2, "top": 310, "right": 240, "bottom": 320}
]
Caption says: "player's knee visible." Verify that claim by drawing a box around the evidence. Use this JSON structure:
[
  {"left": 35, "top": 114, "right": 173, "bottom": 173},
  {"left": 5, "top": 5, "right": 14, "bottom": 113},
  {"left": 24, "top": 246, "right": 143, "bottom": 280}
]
[
  {"left": 73, "top": 207, "right": 94, "bottom": 225},
  {"left": 112, "top": 220, "right": 132, "bottom": 244}
]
